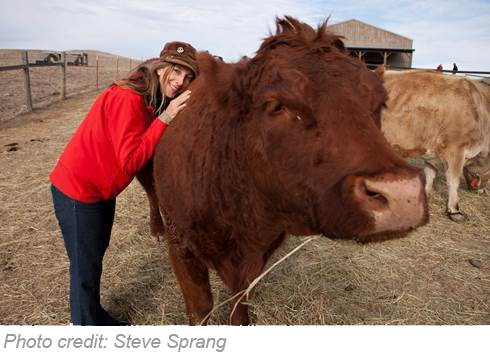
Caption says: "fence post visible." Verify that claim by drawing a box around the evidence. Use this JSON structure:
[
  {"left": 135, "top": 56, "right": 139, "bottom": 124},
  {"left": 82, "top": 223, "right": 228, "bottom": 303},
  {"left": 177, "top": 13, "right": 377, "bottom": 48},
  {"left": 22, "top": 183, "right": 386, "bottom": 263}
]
[
  {"left": 96, "top": 55, "right": 99, "bottom": 89},
  {"left": 62, "top": 51, "right": 67, "bottom": 99},
  {"left": 21, "top": 51, "right": 33, "bottom": 112},
  {"left": 116, "top": 56, "right": 119, "bottom": 80}
]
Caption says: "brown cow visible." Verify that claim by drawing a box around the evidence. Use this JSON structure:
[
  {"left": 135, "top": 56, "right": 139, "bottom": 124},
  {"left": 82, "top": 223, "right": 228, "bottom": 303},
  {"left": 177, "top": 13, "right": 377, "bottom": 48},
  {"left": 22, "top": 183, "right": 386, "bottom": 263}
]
[
  {"left": 381, "top": 70, "right": 490, "bottom": 221},
  {"left": 138, "top": 16, "right": 428, "bottom": 325}
]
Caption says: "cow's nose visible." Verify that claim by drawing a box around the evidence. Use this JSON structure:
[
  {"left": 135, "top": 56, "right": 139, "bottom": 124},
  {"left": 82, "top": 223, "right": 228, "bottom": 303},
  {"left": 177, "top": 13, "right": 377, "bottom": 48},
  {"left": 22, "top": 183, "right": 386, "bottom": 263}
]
[{"left": 353, "top": 172, "right": 428, "bottom": 233}]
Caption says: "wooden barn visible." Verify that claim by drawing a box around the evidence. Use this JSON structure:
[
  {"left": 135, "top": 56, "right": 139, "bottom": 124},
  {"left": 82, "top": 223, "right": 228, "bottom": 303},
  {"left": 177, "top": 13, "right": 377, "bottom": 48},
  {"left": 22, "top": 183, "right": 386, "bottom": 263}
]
[{"left": 327, "top": 19, "right": 414, "bottom": 68}]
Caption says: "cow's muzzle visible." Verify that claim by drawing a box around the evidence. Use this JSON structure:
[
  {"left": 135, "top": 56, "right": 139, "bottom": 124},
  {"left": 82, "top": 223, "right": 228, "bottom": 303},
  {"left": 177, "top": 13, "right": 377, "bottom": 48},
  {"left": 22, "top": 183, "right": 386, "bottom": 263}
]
[{"left": 351, "top": 171, "right": 429, "bottom": 234}]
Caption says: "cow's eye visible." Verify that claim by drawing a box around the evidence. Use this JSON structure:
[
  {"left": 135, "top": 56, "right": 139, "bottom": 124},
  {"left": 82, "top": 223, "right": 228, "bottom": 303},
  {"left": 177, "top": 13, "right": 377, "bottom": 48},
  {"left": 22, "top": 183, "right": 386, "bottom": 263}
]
[{"left": 265, "top": 99, "right": 284, "bottom": 114}]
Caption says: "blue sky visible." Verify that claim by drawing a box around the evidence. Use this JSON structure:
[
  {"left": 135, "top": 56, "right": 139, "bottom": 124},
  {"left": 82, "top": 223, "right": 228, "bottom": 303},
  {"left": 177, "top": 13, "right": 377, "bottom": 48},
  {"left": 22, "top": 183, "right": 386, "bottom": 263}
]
[{"left": 1, "top": 0, "right": 489, "bottom": 71}]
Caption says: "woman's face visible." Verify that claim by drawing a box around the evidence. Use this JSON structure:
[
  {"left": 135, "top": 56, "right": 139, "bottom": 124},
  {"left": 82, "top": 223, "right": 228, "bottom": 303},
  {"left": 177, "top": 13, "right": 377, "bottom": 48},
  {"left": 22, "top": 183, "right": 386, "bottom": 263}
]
[{"left": 158, "top": 65, "right": 194, "bottom": 98}]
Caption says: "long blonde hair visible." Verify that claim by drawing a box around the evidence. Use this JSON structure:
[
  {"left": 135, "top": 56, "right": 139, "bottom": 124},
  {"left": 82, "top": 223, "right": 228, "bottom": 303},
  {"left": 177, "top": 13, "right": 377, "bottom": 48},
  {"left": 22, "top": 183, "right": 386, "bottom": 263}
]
[{"left": 114, "top": 58, "right": 175, "bottom": 116}]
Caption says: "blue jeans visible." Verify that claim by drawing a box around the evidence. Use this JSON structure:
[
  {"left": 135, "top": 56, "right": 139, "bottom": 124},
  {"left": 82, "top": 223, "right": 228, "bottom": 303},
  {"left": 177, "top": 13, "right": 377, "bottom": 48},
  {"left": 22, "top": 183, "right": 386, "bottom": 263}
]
[{"left": 51, "top": 185, "right": 119, "bottom": 325}]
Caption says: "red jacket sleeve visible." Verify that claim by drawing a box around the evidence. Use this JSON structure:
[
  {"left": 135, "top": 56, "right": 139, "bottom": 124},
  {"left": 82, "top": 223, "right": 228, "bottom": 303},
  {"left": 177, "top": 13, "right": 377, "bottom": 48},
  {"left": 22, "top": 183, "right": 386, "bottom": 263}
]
[{"left": 107, "top": 90, "right": 167, "bottom": 176}]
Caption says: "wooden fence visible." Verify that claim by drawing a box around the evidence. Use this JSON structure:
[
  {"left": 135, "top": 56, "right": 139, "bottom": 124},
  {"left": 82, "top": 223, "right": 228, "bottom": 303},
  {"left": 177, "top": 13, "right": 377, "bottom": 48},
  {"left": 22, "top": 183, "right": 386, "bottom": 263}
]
[
  {"left": 0, "top": 50, "right": 141, "bottom": 119},
  {"left": 1, "top": 50, "right": 488, "bottom": 122}
]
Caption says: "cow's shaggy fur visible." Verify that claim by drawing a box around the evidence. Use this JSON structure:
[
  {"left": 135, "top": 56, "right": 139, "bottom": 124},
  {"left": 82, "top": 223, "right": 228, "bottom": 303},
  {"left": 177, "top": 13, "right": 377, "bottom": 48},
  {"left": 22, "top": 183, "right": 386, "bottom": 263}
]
[{"left": 138, "top": 16, "right": 428, "bottom": 325}]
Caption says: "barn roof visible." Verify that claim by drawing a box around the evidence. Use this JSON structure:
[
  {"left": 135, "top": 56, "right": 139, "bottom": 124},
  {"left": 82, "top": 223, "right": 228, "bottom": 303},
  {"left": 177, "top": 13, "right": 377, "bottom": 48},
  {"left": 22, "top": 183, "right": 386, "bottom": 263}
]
[{"left": 327, "top": 19, "right": 413, "bottom": 50}]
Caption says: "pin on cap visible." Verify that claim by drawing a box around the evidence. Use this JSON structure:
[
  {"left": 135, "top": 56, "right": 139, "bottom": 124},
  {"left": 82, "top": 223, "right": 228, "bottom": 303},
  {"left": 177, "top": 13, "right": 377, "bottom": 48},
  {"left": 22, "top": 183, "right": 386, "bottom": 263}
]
[{"left": 160, "top": 41, "right": 199, "bottom": 77}]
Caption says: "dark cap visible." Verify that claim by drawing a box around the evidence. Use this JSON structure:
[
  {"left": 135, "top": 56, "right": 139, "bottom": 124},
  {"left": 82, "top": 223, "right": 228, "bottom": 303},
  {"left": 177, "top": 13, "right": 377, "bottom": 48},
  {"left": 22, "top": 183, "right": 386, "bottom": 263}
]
[{"left": 160, "top": 41, "right": 199, "bottom": 77}]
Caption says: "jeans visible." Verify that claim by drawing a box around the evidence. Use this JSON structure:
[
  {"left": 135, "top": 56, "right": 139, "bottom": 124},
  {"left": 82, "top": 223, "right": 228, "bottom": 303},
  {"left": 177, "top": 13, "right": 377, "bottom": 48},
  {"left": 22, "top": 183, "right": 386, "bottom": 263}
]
[{"left": 51, "top": 184, "right": 119, "bottom": 325}]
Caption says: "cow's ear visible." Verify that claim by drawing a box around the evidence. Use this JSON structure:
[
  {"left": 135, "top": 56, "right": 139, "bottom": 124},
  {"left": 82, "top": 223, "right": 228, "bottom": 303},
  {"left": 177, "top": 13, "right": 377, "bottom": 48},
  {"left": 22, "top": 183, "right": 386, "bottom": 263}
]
[
  {"left": 276, "top": 16, "right": 301, "bottom": 34},
  {"left": 375, "top": 65, "right": 385, "bottom": 76},
  {"left": 332, "top": 38, "right": 346, "bottom": 52}
]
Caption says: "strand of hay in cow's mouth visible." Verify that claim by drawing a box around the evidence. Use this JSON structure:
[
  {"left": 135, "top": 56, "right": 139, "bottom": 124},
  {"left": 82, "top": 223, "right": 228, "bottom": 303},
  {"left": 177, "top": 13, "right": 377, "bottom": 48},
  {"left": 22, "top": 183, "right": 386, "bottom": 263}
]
[{"left": 199, "top": 235, "right": 321, "bottom": 325}]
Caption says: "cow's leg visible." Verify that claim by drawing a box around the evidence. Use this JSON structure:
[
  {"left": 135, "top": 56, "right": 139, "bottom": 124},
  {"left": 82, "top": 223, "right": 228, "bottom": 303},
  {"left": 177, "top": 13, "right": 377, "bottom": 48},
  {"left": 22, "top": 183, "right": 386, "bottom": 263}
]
[
  {"left": 423, "top": 162, "right": 437, "bottom": 195},
  {"left": 214, "top": 257, "right": 262, "bottom": 325},
  {"left": 135, "top": 161, "right": 165, "bottom": 237},
  {"left": 167, "top": 240, "right": 213, "bottom": 325},
  {"left": 441, "top": 148, "right": 466, "bottom": 222},
  {"left": 215, "top": 234, "right": 285, "bottom": 325}
]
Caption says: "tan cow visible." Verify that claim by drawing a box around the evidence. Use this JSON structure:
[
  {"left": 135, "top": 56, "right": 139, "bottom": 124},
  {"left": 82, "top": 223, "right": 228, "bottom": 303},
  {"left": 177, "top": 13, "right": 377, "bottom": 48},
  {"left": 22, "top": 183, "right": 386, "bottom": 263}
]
[{"left": 381, "top": 70, "right": 490, "bottom": 221}]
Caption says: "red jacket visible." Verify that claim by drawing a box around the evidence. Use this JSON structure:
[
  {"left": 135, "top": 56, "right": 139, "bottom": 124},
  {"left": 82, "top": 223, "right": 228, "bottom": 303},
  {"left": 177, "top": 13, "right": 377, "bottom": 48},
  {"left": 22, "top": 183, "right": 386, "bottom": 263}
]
[{"left": 50, "top": 85, "right": 167, "bottom": 202}]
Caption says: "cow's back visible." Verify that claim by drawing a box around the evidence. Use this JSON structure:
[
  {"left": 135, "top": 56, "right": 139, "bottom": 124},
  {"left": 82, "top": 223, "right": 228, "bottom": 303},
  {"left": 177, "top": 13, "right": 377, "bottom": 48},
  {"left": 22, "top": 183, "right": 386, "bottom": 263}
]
[{"left": 473, "top": 80, "right": 490, "bottom": 139}]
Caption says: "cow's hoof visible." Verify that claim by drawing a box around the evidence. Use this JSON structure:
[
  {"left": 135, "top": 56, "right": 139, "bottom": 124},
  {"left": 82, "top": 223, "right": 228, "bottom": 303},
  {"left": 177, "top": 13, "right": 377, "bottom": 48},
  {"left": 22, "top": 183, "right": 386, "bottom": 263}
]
[
  {"left": 150, "top": 225, "right": 165, "bottom": 239},
  {"left": 150, "top": 215, "right": 166, "bottom": 238},
  {"left": 447, "top": 211, "right": 466, "bottom": 222}
]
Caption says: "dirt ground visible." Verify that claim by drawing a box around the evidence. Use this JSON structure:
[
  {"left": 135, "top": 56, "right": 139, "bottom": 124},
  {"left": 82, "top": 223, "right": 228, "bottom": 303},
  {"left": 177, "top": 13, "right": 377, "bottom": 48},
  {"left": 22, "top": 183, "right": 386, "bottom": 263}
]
[{"left": 0, "top": 59, "right": 489, "bottom": 325}]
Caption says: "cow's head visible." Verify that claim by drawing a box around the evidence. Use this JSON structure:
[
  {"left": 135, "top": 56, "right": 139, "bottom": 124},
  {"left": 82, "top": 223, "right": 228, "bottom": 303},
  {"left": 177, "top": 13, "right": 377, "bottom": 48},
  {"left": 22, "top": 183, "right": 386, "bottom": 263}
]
[
  {"left": 237, "top": 16, "right": 428, "bottom": 241},
  {"left": 464, "top": 154, "right": 490, "bottom": 192}
]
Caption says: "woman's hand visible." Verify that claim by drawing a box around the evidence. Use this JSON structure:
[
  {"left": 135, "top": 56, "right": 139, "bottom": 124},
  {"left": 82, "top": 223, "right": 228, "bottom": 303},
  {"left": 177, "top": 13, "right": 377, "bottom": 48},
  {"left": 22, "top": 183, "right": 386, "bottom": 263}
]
[{"left": 159, "top": 90, "right": 192, "bottom": 124}]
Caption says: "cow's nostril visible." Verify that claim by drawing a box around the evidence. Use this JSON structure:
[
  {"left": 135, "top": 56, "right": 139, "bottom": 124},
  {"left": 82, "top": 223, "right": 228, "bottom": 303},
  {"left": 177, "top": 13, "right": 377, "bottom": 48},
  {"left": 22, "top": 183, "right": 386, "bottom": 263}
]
[
  {"left": 362, "top": 180, "right": 389, "bottom": 205},
  {"left": 367, "top": 190, "right": 388, "bottom": 205},
  {"left": 366, "top": 189, "right": 379, "bottom": 197}
]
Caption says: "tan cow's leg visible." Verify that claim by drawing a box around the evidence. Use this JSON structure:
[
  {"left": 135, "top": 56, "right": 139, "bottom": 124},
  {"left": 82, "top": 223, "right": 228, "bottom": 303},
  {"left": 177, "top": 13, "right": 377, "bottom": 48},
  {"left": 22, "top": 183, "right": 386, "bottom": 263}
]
[
  {"left": 423, "top": 163, "right": 437, "bottom": 195},
  {"left": 441, "top": 148, "right": 466, "bottom": 222},
  {"left": 167, "top": 240, "right": 213, "bottom": 325}
]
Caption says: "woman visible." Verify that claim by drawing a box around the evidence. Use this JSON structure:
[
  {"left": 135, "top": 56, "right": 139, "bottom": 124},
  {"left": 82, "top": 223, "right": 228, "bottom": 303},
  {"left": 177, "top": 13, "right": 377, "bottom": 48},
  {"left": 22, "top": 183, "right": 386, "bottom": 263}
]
[{"left": 50, "top": 41, "right": 199, "bottom": 325}]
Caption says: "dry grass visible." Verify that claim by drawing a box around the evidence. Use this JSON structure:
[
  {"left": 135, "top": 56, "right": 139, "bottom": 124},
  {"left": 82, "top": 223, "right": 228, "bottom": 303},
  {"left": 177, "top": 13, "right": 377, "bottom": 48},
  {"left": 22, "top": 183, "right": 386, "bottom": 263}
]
[{"left": 0, "top": 67, "right": 489, "bottom": 325}]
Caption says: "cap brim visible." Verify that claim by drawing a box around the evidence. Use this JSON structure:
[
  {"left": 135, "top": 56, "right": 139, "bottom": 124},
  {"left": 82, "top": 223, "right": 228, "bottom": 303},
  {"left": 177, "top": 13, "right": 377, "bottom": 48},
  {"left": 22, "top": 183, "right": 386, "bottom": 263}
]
[{"left": 164, "top": 57, "right": 198, "bottom": 77}]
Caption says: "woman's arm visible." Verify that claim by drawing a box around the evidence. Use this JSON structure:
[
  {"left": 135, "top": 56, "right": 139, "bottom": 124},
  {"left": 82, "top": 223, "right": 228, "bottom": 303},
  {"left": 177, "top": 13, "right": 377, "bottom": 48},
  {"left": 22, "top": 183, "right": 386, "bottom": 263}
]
[{"left": 108, "top": 91, "right": 167, "bottom": 176}]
